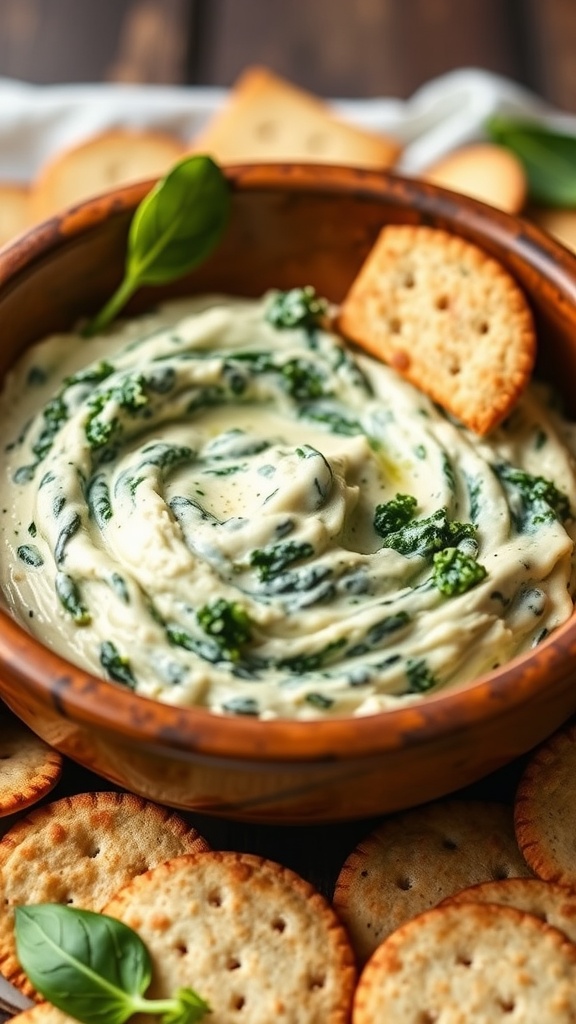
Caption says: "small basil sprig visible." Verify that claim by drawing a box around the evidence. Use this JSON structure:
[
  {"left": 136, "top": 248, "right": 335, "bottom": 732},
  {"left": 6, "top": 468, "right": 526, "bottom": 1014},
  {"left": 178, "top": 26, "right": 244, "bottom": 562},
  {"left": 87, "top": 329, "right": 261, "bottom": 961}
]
[
  {"left": 84, "top": 154, "right": 231, "bottom": 337},
  {"left": 15, "top": 904, "right": 210, "bottom": 1024},
  {"left": 486, "top": 115, "right": 576, "bottom": 206}
]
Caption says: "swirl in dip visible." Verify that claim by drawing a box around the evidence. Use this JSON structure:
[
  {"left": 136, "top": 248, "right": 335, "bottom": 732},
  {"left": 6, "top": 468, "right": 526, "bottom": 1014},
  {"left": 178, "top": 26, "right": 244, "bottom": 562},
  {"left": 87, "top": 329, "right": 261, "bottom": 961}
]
[{"left": 0, "top": 291, "right": 575, "bottom": 719}]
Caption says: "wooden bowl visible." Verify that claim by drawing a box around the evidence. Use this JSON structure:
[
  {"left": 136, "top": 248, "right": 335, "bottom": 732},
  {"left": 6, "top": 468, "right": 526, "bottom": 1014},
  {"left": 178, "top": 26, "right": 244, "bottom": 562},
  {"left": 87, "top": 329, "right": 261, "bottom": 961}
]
[{"left": 1, "top": 163, "right": 576, "bottom": 825}]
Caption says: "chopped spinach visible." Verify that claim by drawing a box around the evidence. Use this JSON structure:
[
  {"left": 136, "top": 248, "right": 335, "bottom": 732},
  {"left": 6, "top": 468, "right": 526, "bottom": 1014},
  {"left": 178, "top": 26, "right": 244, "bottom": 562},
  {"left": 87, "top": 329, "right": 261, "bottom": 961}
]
[
  {"left": 405, "top": 658, "right": 438, "bottom": 693},
  {"left": 279, "top": 637, "right": 346, "bottom": 673},
  {"left": 380, "top": 507, "right": 476, "bottom": 558},
  {"left": 55, "top": 572, "right": 91, "bottom": 625},
  {"left": 85, "top": 374, "right": 149, "bottom": 450},
  {"left": 298, "top": 404, "right": 363, "bottom": 436},
  {"left": 99, "top": 641, "right": 136, "bottom": 688},
  {"left": 305, "top": 692, "right": 334, "bottom": 710},
  {"left": 54, "top": 512, "right": 82, "bottom": 567},
  {"left": 432, "top": 547, "right": 487, "bottom": 596},
  {"left": 196, "top": 599, "right": 253, "bottom": 663},
  {"left": 17, "top": 544, "right": 43, "bottom": 568},
  {"left": 265, "top": 286, "right": 328, "bottom": 330},
  {"left": 86, "top": 475, "right": 113, "bottom": 529},
  {"left": 494, "top": 464, "right": 571, "bottom": 529},
  {"left": 250, "top": 540, "right": 315, "bottom": 582},
  {"left": 221, "top": 696, "right": 260, "bottom": 716},
  {"left": 373, "top": 493, "right": 418, "bottom": 537},
  {"left": 347, "top": 612, "right": 410, "bottom": 658}
]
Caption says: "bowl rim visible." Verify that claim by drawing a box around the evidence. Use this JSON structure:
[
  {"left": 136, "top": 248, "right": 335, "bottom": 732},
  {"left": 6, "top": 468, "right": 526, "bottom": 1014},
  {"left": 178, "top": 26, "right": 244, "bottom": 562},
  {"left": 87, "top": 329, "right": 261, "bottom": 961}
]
[{"left": 1, "top": 160, "right": 576, "bottom": 763}]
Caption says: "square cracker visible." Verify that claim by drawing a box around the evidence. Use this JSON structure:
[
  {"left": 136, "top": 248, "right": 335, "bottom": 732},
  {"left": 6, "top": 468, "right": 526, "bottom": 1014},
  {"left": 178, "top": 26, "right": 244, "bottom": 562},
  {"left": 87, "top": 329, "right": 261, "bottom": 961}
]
[{"left": 337, "top": 225, "right": 536, "bottom": 435}]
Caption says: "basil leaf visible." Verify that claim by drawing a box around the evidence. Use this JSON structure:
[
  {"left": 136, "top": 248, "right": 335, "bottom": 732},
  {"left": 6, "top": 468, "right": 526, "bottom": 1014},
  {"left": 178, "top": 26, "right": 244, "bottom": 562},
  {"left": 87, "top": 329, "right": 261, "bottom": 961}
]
[
  {"left": 85, "top": 154, "right": 230, "bottom": 336},
  {"left": 15, "top": 904, "right": 151, "bottom": 1024},
  {"left": 487, "top": 116, "right": 576, "bottom": 206}
]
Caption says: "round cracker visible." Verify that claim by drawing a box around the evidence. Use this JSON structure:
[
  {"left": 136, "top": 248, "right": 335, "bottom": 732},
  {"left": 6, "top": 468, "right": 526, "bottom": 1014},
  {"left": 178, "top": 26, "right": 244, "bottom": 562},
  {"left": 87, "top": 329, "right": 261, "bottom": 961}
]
[
  {"left": 515, "top": 719, "right": 576, "bottom": 886},
  {"left": 352, "top": 902, "right": 576, "bottom": 1023},
  {"left": 103, "top": 850, "right": 356, "bottom": 1024},
  {"left": 30, "top": 129, "right": 185, "bottom": 221},
  {"left": 423, "top": 142, "right": 527, "bottom": 213},
  {"left": 0, "top": 711, "right": 62, "bottom": 816},
  {"left": 333, "top": 799, "right": 531, "bottom": 964},
  {"left": 0, "top": 790, "right": 209, "bottom": 996},
  {"left": 442, "top": 876, "right": 576, "bottom": 943}
]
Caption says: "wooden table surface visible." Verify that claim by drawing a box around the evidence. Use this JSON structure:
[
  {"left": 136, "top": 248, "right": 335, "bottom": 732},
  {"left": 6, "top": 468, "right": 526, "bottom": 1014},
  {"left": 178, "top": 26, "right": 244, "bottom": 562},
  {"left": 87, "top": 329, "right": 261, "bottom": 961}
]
[{"left": 0, "top": 0, "right": 574, "bottom": 111}]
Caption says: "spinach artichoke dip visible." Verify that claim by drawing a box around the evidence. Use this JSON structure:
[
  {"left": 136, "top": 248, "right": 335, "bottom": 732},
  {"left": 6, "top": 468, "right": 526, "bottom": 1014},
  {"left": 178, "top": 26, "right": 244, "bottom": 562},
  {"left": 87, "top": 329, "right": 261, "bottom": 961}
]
[{"left": 1, "top": 288, "right": 576, "bottom": 720}]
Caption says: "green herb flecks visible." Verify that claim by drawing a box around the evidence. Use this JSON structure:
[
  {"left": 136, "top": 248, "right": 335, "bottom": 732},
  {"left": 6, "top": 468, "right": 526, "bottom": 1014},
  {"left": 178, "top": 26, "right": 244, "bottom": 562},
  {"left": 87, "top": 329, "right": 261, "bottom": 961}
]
[
  {"left": 494, "top": 464, "right": 572, "bottom": 530},
  {"left": 432, "top": 547, "right": 487, "bottom": 596},
  {"left": 83, "top": 155, "right": 231, "bottom": 337},
  {"left": 374, "top": 494, "right": 418, "bottom": 537},
  {"left": 250, "top": 540, "right": 315, "bottom": 582},
  {"left": 265, "top": 286, "right": 328, "bottom": 330},
  {"left": 487, "top": 116, "right": 576, "bottom": 206},
  {"left": 17, "top": 544, "right": 44, "bottom": 568},
  {"left": 380, "top": 507, "right": 476, "bottom": 558},
  {"left": 15, "top": 904, "right": 210, "bottom": 1024},
  {"left": 196, "top": 599, "right": 253, "bottom": 663},
  {"left": 100, "top": 641, "right": 136, "bottom": 689},
  {"left": 54, "top": 512, "right": 82, "bottom": 567}
]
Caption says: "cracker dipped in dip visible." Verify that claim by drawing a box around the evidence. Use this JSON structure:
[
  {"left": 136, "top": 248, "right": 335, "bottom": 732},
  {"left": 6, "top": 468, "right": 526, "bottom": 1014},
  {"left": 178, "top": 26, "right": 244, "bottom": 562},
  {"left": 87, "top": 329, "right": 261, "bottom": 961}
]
[{"left": 0, "top": 289, "right": 575, "bottom": 719}]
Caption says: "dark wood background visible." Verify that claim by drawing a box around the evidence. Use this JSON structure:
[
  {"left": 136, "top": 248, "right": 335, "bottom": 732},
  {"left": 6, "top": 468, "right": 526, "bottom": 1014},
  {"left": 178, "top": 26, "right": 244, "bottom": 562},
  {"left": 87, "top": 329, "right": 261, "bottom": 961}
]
[{"left": 0, "top": 0, "right": 574, "bottom": 110}]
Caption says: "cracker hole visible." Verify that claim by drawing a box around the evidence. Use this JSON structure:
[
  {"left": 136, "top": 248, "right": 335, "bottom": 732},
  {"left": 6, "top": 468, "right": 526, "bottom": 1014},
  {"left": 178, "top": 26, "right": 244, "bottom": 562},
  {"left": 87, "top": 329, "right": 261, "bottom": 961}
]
[
  {"left": 435, "top": 295, "right": 449, "bottom": 310},
  {"left": 308, "top": 973, "right": 326, "bottom": 991},
  {"left": 456, "top": 953, "right": 473, "bottom": 967},
  {"left": 360, "top": 870, "right": 369, "bottom": 878},
  {"left": 231, "top": 994, "right": 245, "bottom": 1011},
  {"left": 417, "top": 1012, "right": 437, "bottom": 1024},
  {"left": 448, "top": 363, "right": 461, "bottom": 376},
  {"left": 65, "top": 897, "right": 74, "bottom": 905},
  {"left": 403, "top": 273, "right": 415, "bottom": 288},
  {"left": 88, "top": 846, "right": 101, "bottom": 859},
  {"left": 208, "top": 890, "right": 222, "bottom": 908},
  {"left": 271, "top": 916, "right": 286, "bottom": 933},
  {"left": 389, "top": 317, "right": 402, "bottom": 334},
  {"left": 174, "top": 942, "right": 188, "bottom": 956},
  {"left": 396, "top": 877, "right": 413, "bottom": 891},
  {"left": 442, "top": 837, "right": 458, "bottom": 851},
  {"left": 498, "top": 999, "right": 515, "bottom": 1014},
  {"left": 227, "top": 957, "right": 241, "bottom": 971},
  {"left": 477, "top": 321, "right": 489, "bottom": 335}
]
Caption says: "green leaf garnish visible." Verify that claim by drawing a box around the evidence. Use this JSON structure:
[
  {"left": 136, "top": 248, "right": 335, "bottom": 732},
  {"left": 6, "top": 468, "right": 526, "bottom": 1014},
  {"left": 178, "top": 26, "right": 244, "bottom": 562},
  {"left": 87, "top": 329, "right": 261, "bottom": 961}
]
[
  {"left": 84, "top": 154, "right": 231, "bottom": 336},
  {"left": 15, "top": 904, "right": 210, "bottom": 1024},
  {"left": 487, "top": 116, "right": 576, "bottom": 206}
]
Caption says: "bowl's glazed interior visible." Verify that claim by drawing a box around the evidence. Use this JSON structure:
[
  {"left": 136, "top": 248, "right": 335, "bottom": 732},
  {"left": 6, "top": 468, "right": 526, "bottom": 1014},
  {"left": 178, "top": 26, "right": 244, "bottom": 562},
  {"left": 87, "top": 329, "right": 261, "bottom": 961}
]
[{"left": 1, "top": 163, "right": 576, "bottom": 824}]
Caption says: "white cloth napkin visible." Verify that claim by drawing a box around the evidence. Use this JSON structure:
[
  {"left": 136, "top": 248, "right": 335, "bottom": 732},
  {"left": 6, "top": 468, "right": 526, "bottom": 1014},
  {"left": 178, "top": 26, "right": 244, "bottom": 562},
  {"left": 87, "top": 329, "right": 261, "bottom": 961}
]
[{"left": 0, "top": 67, "right": 575, "bottom": 184}]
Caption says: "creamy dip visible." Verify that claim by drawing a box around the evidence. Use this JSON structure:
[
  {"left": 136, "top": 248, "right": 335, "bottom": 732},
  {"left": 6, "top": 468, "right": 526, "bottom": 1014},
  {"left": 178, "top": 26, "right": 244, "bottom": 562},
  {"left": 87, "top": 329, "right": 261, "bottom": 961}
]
[{"left": 1, "top": 292, "right": 576, "bottom": 719}]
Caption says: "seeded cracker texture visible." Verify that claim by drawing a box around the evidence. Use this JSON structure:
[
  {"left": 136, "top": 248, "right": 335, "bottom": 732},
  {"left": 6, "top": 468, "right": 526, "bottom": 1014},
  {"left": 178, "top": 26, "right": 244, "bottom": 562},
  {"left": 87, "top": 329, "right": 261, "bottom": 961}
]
[
  {"left": 337, "top": 225, "right": 536, "bottom": 435},
  {"left": 103, "top": 850, "right": 356, "bottom": 1024},
  {"left": 0, "top": 791, "right": 209, "bottom": 997},
  {"left": 352, "top": 902, "right": 576, "bottom": 1023}
]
